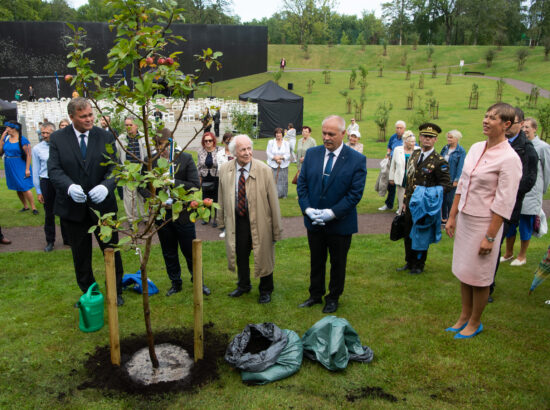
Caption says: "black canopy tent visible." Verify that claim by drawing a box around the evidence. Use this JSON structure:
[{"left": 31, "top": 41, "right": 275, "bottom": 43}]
[
  {"left": 0, "top": 100, "right": 17, "bottom": 121},
  {"left": 239, "top": 81, "right": 303, "bottom": 138}
]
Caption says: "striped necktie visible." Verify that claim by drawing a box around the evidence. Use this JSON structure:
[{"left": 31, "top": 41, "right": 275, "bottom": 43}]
[{"left": 237, "top": 168, "right": 247, "bottom": 216}]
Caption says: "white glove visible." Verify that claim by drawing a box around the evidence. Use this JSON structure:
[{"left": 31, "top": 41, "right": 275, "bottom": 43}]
[
  {"left": 68, "top": 184, "right": 87, "bottom": 203},
  {"left": 318, "top": 209, "right": 335, "bottom": 222},
  {"left": 312, "top": 218, "right": 325, "bottom": 226},
  {"left": 88, "top": 185, "right": 109, "bottom": 204},
  {"left": 305, "top": 207, "right": 321, "bottom": 220}
]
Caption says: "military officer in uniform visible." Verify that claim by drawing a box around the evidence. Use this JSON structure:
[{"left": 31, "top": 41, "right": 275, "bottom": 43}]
[{"left": 397, "top": 123, "right": 452, "bottom": 274}]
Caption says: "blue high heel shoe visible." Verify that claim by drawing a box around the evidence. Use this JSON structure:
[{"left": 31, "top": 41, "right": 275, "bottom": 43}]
[
  {"left": 454, "top": 323, "right": 483, "bottom": 339},
  {"left": 445, "top": 322, "right": 468, "bottom": 332}
]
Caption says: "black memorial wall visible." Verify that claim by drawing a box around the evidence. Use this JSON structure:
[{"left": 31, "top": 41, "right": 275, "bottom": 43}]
[{"left": 0, "top": 22, "right": 267, "bottom": 101}]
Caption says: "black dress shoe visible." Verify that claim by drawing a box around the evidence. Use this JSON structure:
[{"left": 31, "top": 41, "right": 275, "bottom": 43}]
[
  {"left": 0, "top": 237, "right": 12, "bottom": 245},
  {"left": 488, "top": 295, "right": 494, "bottom": 303},
  {"left": 32, "top": 209, "right": 39, "bottom": 215},
  {"left": 117, "top": 295, "right": 124, "bottom": 306},
  {"left": 258, "top": 293, "right": 271, "bottom": 304},
  {"left": 396, "top": 264, "right": 410, "bottom": 271},
  {"left": 409, "top": 267, "right": 423, "bottom": 275},
  {"left": 202, "top": 285, "right": 211, "bottom": 296},
  {"left": 212, "top": 221, "right": 218, "bottom": 228},
  {"left": 201, "top": 220, "right": 208, "bottom": 225},
  {"left": 228, "top": 288, "right": 250, "bottom": 297},
  {"left": 44, "top": 242, "right": 54, "bottom": 252},
  {"left": 298, "top": 298, "right": 322, "bottom": 308},
  {"left": 322, "top": 300, "right": 338, "bottom": 313},
  {"left": 166, "top": 285, "right": 182, "bottom": 296}
]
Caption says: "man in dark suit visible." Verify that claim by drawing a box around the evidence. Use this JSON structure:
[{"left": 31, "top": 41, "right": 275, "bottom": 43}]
[
  {"left": 297, "top": 115, "right": 367, "bottom": 313},
  {"left": 48, "top": 97, "right": 125, "bottom": 306},
  {"left": 138, "top": 131, "right": 211, "bottom": 297}
]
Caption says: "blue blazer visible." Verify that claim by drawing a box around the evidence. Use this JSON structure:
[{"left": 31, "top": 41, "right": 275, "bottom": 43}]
[{"left": 297, "top": 144, "right": 367, "bottom": 235}]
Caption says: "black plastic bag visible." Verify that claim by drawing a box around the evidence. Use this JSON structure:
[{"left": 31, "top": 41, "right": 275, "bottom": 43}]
[
  {"left": 225, "top": 323, "right": 288, "bottom": 373},
  {"left": 390, "top": 212, "right": 407, "bottom": 241}
]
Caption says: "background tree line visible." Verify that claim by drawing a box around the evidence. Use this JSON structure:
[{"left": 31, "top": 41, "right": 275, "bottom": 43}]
[{"left": 0, "top": 0, "right": 548, "bottom": 47}]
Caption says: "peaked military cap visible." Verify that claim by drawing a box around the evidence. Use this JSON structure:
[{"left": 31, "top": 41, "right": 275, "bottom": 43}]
[{"left": 418, "top": 122, "right": 442, "bottom": 137}]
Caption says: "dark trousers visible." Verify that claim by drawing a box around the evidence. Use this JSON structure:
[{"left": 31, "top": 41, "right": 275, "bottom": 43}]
[
  {"left": 235, "top": 212, "right": 273, "bottom": 294},
  {"left": 61, "top": 212, "right": 124, "bottom": 295},
  {"left": 0, "top": 225, "right": 4, "bottom": 240},
  {"left": 441, "top": 187, "right": 456, "bottom": 221},
  {"left": 40, "top": 178, "right": 69, "bottom": 244},
  {"left": 214, "top": 122, "right": 220, "bottom": 138},
  {"left": 307, "top": 230, "right": 352, "bottom": 302},
  {"left": 385, "top": 183, "right": 396, "bottom": 208},
  {"left": 490, "top": 221, "right": 510, "bottom": 295},
  {"left": 404, "top": 209, "right": 428, "bottom": 269},
  {"left": 157, "top": 220, "right": 195, "bottom": 286}
]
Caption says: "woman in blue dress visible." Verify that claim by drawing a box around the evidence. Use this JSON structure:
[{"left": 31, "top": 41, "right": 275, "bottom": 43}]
[{"left": 0, "top": 121, "right": 38, "bottom": 214}]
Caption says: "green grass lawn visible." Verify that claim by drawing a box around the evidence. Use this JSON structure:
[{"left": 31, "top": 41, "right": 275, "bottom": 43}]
[{"left": 1, "top": 234, "right": 549, "bottom": 408}]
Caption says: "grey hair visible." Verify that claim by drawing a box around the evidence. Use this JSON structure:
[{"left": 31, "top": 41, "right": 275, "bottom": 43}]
[
  {"left": 124, "top": 115, "right": 136, "bottom": 122},
  {"left": 403, "top": 130, "right": 415, "bottom": 141},
  {"left": 67, "top": 97, "right": 92, "bottom": 116},
  {"left": 525, "top": 117, "right": 538, "bottom": 129},
  {"left": 395, "top": 120, "right": 406, "bottom": 128},
  {"left": 447, "top": 129, "right": 463, "bottom": 140},
  {"left": 322, "top": 115, "right": 346, "bottom": 132},
  {"left": 41, "top": 122, "right": 55, "bottom": 131},
  {"left": 229, "top": 134, "right": 253, "bottom": 156}
]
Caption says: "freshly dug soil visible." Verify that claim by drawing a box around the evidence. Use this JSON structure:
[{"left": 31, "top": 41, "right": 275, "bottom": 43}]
[
  {"left": 78, "top": 323, "right": 228, "bottom": 395},
  {"left": 243, "top": 327, "right": 273, "bottom": 355}
]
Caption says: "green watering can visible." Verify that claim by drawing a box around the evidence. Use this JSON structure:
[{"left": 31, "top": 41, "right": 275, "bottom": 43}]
[{"left": 77, "top": 282, "right": 104, "bottom": 333}]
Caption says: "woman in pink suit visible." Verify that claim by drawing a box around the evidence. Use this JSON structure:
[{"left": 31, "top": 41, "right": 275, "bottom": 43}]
[{"left": 445, "top": 103, "right": 522, "bottom": 339}]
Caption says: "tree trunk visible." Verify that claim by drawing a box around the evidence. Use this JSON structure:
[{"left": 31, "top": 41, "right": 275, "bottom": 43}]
[{"left": 140, "top": 236, "right": 159, "bottom": 368}]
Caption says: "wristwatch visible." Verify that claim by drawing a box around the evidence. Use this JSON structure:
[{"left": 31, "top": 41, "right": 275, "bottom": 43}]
[{"left": 485, "top": 234, "right": 495, "bottom": 243}]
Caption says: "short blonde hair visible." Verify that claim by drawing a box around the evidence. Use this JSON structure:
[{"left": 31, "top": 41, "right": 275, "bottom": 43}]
[
  {"left": 447, "top": 129, "right": 463, "bottom": 140},
  {"left": 403, "top": 130, "right": 415, "bottom": 142}
]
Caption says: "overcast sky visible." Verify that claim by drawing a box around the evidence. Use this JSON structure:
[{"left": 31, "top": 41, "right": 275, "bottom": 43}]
[{"left": 68, "top": 0, "right": 384, "bottom": 21}]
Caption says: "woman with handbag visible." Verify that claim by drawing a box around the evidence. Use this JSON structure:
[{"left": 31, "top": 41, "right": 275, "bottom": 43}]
[
  {"left": 197, "top": 132, "right": 222, "bottom": 227},
  {"left": 388, "top": 131, "right": 418, "bottom": 214},
  {"left": 0, "top": 121, "right": 38, "bottom": 214}
]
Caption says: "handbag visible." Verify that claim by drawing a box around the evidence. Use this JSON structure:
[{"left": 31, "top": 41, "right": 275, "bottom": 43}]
[
  {"left": 292, "top": 170, "right": 300, "bottom": 185},
  {"left": 201, "top": 181, "right": 215, "bottom": 191},
  {"left": 534, "top": 208, "right": 547, "bottom": 238},
  {"left": 390, "top": 212, "right": 407, "bottom": 241}
]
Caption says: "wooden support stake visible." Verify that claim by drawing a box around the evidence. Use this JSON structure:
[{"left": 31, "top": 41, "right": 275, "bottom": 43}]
[
  {"left": 104, "top": 248, "right": 120, "bottom": 366},
  {"left": 193, "top": 239, "right": 204, "bottom": 362}
]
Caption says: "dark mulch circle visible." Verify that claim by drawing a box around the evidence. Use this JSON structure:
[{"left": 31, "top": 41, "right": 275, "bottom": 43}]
[
  {"left": 77, "top": 323, "right": 228, "bottom": 395},
  {"left": 346, "top": 386, "right": 401, "bottom": 403}
]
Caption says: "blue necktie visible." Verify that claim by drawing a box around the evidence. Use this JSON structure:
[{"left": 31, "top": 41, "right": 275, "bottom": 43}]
[
  {"left": 323, "top": 152, "right": 334, "bottom": 187},
  {"left": 79, "top": 134, "right": 87, "bottom": 159}
]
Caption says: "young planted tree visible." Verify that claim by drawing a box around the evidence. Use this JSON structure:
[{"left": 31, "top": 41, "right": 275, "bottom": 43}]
[
  {"left": 65, "top": 0, "right": 221, "bottom": 368},
  {"left": 485, "top": 48, "right": 496, "bottom": 67},
  {"left": 418, "top": 72, "right": 424, "bottom": 89},
  {"left": 446, "top": 68, "right": 452, "bottom": 85},
  {"left": 427, "top": 45, "right": 434, "bottom": 62},
  {"left": 517, "top": 48, "right": 529, "bottom": 71},
  {"left": 410, "top": 32, "right": 419, "bottom": 50},
  {"left": 349, "top": 68, "right": 357, "bottom": 89},
  {"left": 374, "top": 101, "right": 393, "bottom": 141},
  {"left": 495, "top": 78, "right": 505, "bottom": 102},
  {"left": 307, "top": 79, "right": 315, "bottom": 93},
  {"left": 358, "top": 65, "right": 368, "bottom": 91},
  {"left": 382, "top": 39, "right": 388, "bottom": 56},
  {"left": 405, "top": 64, "right": 411, "bottom": 80},
  {"left": 322, "top": 69, "right": 331, "bottom": 84},
  {"left": 339, "top": 90, "right": 352, "bottom": 114},
  {"left": 431, "top": 63, "right": 437, "bottom": 78},
  {"left": 378, "top": 63, "right": 384, "bottom": 77},
  {"left": 543, "top": 37, "right": 550, "bottom": 61},
  {"left": 469, "top": 83, "right": 479, "bottom": 109},
  {"left": 401, "top": 49, "right": 408, "bottom": 66},
  {"left": 273, "top": 70, "right": 283, "bottom": 85}
]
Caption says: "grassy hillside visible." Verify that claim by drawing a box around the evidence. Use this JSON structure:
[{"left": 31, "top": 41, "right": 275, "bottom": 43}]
[
  {"left": 268, "top": 45, "right": 550, "bottom": 90},
  {"left": 199, "top": 70, "right": 529, "bottom": 158}
]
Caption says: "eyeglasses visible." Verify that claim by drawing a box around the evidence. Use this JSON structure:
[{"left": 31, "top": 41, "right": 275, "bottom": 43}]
[{"left": 204, "top": 139, "right": 213, "bottom": 143}]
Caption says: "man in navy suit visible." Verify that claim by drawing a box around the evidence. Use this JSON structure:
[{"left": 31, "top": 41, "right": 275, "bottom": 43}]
[
  {"left": 297, "top": 115, "right": 367, "bottom": 313},
  {"left": 48, "top": 98, "right": 125, "bottom": 306}
]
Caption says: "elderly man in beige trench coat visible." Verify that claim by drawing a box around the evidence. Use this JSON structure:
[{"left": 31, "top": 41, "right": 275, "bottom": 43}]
[{"left": 217, "top": 134, "right": 282, "bottom": 303}]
